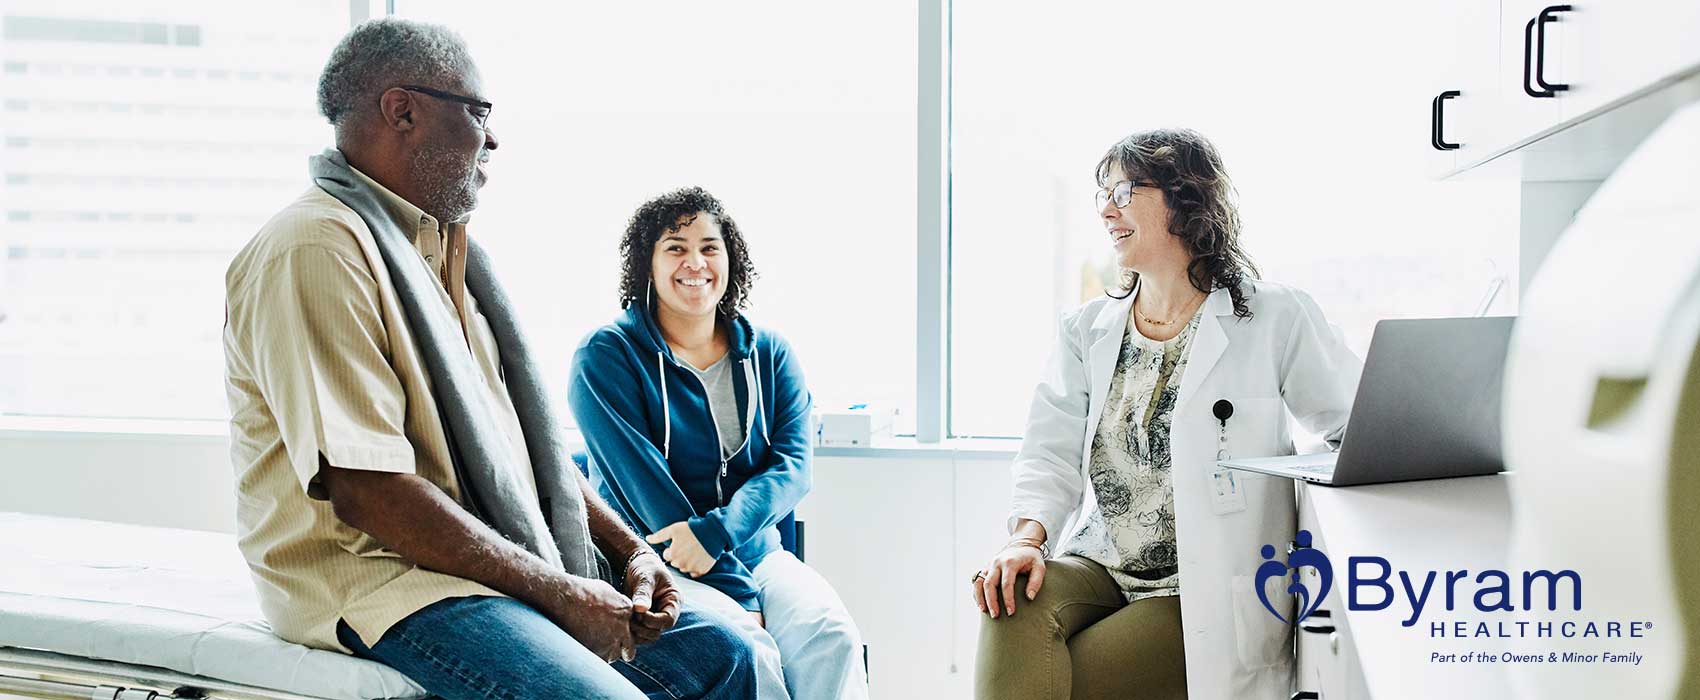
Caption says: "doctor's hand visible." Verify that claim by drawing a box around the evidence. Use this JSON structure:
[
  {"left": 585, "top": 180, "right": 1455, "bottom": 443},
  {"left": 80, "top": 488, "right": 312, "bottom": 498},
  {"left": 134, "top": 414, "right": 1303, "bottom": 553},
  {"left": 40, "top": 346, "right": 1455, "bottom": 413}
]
[
  {"left": 646, "top": 522, "right": 716, "bottom": 577},
  {"left": 973, "top": 542, "right": 1046, "bottom": 620}
]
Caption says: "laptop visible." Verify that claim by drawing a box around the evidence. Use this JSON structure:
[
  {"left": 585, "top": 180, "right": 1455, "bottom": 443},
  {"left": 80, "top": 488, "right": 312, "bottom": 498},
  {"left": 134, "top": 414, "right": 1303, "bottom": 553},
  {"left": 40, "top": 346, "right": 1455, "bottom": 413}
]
[{"left": 1218, "top": 316, "right": 1514, "bottom": 486}]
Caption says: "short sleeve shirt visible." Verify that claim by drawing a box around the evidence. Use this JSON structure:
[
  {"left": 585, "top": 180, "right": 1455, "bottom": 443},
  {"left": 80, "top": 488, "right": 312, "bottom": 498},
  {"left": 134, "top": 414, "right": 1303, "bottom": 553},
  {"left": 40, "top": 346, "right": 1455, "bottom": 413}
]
[{"left": 222, "top": 159, "right": 539, "bottom": 652}]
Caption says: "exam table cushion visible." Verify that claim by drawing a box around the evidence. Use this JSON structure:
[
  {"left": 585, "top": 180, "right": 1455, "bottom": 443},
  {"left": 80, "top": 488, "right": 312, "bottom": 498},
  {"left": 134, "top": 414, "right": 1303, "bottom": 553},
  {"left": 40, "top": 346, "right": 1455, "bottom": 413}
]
[{"left": 0, "top": 512, "right": 427, "bottom": 700}]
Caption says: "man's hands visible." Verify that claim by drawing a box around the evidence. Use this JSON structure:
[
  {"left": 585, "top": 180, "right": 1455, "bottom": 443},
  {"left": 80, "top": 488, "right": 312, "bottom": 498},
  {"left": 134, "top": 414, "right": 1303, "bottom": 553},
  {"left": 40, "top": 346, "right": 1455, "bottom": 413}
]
[
  {"left": 624, "top": 550, "right": 681, "bottom": 645},
  {"left": 645, "top": 521, "right": 716, "bottom": 576},
  {"left": 540, "top": 576, "right": 635, "bottom": 662},
  {"left": 540, "top": 553, "right": 684, "bottom": 659}
]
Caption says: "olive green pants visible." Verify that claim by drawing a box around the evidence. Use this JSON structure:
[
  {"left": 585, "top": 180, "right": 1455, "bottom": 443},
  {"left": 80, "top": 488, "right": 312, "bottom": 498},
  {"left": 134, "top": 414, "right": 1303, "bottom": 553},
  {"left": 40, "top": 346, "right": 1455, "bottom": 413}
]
[{"left": 975, "top": 555, "right": 1187, "bottom": 700}]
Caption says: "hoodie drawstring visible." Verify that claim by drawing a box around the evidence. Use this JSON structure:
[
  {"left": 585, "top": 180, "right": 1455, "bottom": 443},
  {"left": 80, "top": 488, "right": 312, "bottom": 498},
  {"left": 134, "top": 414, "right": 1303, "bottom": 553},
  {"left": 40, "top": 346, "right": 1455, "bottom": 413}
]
[
  {"left": 657, "top": 351, "right": 671, "bottom": 458},
  {"left": 656, "top": 333, "right": 765, "bottom": 463},
  {"left": 749, "top": 351, "right": 768, "bottom": 448}
]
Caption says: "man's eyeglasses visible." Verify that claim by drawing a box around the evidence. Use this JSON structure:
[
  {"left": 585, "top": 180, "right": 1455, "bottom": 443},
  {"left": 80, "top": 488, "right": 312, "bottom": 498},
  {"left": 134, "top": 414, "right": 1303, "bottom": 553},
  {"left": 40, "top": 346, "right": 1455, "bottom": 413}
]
[
  {"left": 1094, "top": 179, "right": 1161, "bottom": 210},
  {"left": 398, "top": 84, "right": 493, "bottom": 130}
]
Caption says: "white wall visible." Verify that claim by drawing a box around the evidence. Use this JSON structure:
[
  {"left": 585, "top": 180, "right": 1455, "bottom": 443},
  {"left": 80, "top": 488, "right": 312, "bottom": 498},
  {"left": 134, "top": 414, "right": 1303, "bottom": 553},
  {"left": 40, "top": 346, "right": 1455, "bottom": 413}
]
[
  {"left": 0, "top": 428, "right": 1016, "bottom": 700},
  {"left": 0, "top": 429, "right": 237, "bottom": 532}
]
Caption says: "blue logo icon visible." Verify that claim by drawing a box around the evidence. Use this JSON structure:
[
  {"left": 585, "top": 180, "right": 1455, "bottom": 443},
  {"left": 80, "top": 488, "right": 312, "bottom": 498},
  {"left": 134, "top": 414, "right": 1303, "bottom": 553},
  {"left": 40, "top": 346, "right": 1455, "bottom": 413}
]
[{"left": 1256, "top": 529, "right": 1333, "bottom": 623}]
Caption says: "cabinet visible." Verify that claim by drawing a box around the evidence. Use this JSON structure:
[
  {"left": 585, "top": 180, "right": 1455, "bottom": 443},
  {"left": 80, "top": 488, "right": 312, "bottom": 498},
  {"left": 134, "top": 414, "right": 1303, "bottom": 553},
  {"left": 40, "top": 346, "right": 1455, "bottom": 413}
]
[
  {"left": 1429, "top": 1, "right": 1700, "bottom": 177},
  {"left": 1288, "top": 476, "right": 1515, "bottom": 700},
  {"left": 1292, "top": 488, "right": 1373, "bottom": 700},
  {"left": 1559, "top": 1, "right": 1700, "bottom": 120},
  {"left": 1427, "top": 0, "right": 1502, "bottom": 177}
]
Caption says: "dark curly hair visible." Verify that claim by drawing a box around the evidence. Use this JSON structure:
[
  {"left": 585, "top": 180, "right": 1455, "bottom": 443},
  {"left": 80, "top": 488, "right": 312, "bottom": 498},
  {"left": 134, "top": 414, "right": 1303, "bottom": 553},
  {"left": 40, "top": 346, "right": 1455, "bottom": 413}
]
[
  {"left": 618, "top": 186, "right": 756, "bottom": 318},
  {"left": 1097, "top": 128, "right": 1260, "bottom": 319}
]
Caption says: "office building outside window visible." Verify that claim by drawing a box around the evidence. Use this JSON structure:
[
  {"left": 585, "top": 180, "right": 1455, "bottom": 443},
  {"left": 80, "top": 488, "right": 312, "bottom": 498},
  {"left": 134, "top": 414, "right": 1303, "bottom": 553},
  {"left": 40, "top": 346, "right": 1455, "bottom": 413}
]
[{"left": 0, "top": 0, "right": 345, "bottom": 419}]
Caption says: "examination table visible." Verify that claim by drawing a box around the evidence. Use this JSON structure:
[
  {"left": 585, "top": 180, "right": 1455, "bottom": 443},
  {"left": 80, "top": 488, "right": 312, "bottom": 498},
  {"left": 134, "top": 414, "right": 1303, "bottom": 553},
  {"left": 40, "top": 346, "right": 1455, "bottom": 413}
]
[{"left": 0, "top": 512, "right": 426, "bottom": 700}]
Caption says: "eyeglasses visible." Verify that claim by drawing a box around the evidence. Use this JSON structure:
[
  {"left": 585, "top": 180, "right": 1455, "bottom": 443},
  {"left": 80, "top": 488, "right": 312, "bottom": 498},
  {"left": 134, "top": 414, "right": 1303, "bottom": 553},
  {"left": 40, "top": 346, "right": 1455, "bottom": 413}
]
[
  {"left": 1094, "top": 179, "right": 1161, "bottom": 210},
  {"left": 397, "top": 84, "right": 493, "bottom": 131}
]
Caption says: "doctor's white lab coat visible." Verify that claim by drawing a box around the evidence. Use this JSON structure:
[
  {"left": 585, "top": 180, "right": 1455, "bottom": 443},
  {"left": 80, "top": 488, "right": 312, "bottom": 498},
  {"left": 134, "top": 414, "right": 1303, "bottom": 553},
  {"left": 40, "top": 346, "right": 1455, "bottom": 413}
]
[{"left": 1007, "top": 280, "right": 1361, "bottom": 699}]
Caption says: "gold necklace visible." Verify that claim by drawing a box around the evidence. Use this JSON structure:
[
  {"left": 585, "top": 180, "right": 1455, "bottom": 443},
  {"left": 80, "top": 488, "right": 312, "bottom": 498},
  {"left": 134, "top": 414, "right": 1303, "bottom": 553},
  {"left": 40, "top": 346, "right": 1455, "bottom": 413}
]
[{"left": 1137, "top": 293, "right": 1203, "bottom": 326}]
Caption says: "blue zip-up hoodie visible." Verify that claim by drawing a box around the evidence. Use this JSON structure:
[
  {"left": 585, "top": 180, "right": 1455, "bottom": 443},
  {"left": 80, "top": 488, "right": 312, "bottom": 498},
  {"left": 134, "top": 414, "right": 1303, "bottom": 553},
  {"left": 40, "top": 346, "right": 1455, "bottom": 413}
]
[{"left": 567, "top": 303, "right": 812, "bottom": 610}]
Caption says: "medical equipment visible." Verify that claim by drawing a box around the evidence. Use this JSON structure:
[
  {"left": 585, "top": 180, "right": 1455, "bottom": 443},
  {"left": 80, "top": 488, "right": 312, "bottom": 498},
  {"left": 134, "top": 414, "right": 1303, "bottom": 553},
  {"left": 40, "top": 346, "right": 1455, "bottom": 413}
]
[
  {"left": 1503, "top": 99, "right": 1700, "bottom": 698},
  {"left": 813, "top": 402, "right": 894, "bottom": 447}
]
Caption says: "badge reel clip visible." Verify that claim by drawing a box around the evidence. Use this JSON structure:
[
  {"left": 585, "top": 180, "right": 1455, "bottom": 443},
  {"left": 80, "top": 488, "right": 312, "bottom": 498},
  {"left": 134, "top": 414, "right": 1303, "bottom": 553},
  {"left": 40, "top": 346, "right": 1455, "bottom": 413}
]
[{"left": 1209, "top": 399, "right": 1247, "bottom": 515}]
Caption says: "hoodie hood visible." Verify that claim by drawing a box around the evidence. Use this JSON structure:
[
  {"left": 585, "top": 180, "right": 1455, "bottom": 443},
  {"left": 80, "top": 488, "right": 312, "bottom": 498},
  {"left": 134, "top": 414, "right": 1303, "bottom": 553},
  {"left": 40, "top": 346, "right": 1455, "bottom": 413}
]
[
  {"left": 615, "top": 301, "right": 765, "bottom": 461},
  {"left": 616, "top": 298, "right": 757, "bottom": 362}
]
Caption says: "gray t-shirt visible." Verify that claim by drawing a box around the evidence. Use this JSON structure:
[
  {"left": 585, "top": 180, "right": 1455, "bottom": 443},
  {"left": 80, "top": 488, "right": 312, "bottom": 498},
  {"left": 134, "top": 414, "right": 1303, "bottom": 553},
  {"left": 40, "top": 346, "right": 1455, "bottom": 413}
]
[{"left": 684, "top": 355, "right": 744, "bottom": 459}]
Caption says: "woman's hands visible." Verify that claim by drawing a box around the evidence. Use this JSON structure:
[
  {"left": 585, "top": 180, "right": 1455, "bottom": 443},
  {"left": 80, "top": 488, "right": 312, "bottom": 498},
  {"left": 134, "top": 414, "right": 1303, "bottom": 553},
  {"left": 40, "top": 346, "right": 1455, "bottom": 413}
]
[
  {"left": 974, "top": 544, "right": 1046, "bottom": 619},
  {"left": 973, "top": 519, "right": 1051, "bottom": 619},
  {"left": 646, "top": 521, "right": 716, "bottom": 576}
]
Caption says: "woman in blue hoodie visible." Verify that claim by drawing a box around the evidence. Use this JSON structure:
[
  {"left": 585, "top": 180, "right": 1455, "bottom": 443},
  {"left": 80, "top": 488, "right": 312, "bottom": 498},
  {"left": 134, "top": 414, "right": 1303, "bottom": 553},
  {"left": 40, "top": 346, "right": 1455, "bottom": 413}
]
[{"left": 569, "top": 187, "right": 867, "bottom": 700}]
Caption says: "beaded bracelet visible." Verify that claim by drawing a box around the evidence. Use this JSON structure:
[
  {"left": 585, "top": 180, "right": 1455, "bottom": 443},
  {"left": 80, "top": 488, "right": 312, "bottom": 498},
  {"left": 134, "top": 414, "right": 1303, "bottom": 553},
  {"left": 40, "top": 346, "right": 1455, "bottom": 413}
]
[{"left": 625, "top": 547, "right": 659, "bottom": 570}]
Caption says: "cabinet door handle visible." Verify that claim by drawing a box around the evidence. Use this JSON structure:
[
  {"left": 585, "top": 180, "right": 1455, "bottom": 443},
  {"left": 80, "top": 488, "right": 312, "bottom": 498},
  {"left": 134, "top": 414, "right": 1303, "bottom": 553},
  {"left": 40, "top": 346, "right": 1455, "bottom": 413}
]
[
  {"left": 1523, "top": 5, "right": 1572, "bottom": 97},
  {"left": 1291, "top": 692, "right": 1321, "bottom": 700},
  {"left": 1300, "top": 608, "right": 1334, "bottom": 633},
  {"left": 1432, "top": 90, "right": 1461, "bottom": 150},
  {"left": 1430, "top": 94, "right": 1442, "bottom": 150}
]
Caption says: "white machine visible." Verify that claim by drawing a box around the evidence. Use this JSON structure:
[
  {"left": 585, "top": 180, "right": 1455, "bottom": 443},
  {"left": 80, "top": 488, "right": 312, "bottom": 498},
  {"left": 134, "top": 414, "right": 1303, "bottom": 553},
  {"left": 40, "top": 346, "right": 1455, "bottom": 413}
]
[
  {"left": 814, "top": 401, "right": 895, "bottom": 447},
  {"left": 1503, "top": 100, "right": 1700, "bottom": 698}
]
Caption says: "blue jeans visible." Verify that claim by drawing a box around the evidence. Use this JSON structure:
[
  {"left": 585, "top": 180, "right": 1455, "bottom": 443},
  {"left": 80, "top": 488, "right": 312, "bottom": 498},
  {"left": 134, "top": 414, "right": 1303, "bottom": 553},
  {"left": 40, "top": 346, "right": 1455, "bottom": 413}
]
[
  {"left": 337, "top": 596, "right": 756, "bottom": 700},
  {"left": 672, "top": 551, "right": 868, "bottom": 700}
]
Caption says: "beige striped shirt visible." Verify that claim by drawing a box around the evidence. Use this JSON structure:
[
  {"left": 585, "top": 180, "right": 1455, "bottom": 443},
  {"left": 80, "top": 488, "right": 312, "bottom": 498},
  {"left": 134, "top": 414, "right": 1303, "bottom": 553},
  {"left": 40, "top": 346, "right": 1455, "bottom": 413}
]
[{"left": 223, "top": 160, "right": 540, "bottom": 652}]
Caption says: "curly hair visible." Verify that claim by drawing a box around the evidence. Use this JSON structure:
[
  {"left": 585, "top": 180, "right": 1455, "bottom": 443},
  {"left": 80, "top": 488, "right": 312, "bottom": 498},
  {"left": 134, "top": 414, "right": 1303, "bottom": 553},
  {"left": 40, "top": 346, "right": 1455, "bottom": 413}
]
[
  {"left": 618, "top": 187, "right": 757, "bottom": 318},
  {"left": 1097, "top": 128, "right": 1260, "bottom": 319},
  {"left": 317, "top": 18, "right": 475, "bottom": 128}
]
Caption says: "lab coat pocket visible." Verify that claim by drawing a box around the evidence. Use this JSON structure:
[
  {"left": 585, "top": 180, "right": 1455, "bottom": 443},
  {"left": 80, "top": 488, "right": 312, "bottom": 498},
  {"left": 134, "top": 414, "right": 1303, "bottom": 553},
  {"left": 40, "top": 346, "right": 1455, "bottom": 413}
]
[
  {"left": 1221, "top": 397, "right": 1289, "bottom": 460},
  {"left": 1231, "top": 573, "right": 1294, "bottom": 670}
]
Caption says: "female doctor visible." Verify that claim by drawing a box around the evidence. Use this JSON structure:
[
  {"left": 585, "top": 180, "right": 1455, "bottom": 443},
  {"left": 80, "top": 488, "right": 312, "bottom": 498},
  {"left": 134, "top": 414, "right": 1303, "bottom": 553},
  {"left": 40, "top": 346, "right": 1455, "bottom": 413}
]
[{"left": 971, "top": 128, "right": 1361, "bottom": 700}]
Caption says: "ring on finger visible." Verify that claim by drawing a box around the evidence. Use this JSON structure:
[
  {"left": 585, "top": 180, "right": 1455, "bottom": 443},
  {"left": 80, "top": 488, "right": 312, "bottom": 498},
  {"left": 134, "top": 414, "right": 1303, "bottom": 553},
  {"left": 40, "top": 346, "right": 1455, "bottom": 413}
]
[{"left": 970, "top": 570, "right": 986, "bottom": 585}]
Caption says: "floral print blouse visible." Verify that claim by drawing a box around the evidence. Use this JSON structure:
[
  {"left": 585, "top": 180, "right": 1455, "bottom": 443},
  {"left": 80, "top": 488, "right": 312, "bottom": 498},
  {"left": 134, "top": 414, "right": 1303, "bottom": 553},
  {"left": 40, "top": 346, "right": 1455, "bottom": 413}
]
[{"left": 1060, "top": 308, "right": 1201, "bottom": 602}]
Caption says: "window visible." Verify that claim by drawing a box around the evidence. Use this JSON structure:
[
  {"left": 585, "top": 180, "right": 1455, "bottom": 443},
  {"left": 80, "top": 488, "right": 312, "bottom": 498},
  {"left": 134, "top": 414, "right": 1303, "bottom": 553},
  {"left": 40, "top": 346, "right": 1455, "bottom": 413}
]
[
  {"left": 394, "top": 2, "right": 918, "bottom": 427},
  {"left": 1, "top": 1, "right": 1519, "bottom": 441},
  {"left": 948, "top": 1, "right": 1519, "bottom": 437},
  {"left": 0, "top": 0, "right": 345, "bottom": 419}
]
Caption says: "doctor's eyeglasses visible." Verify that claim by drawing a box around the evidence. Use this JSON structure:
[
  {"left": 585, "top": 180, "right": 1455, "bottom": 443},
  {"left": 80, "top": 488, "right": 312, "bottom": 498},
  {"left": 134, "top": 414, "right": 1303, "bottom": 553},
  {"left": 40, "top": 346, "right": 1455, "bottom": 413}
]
[{"left": 1094, "top": 180, "right": 1161, "bottom": 211}]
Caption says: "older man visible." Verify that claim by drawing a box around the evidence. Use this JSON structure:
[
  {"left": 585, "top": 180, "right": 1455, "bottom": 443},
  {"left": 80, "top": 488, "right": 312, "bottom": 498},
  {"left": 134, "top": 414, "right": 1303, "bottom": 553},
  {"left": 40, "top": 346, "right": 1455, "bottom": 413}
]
[{"left": 222, "top": 18, "right": 754, "bottom": 700}]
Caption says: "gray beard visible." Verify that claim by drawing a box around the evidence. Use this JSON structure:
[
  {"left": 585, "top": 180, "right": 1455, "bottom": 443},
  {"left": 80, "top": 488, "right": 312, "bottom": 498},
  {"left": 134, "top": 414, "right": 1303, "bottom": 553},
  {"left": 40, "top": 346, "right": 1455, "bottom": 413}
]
[{"left": 410, "top": 143, "right": 479, "bottom": 223}]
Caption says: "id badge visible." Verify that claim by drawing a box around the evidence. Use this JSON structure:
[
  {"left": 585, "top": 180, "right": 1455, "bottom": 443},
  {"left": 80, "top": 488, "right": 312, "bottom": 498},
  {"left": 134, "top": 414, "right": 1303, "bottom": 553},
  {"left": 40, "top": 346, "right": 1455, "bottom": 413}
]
[
  {"left": 1210, "top": 417, "right": 1247, "bottom": 515},
  {"left": 1209, "top": 468, "right": 1248, "bottom": 515}
]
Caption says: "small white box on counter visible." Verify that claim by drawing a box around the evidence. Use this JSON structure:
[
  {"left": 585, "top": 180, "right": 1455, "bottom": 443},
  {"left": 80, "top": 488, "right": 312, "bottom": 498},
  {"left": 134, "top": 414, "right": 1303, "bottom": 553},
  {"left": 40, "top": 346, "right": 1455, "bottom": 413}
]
[{"left": 813, "top": 401, "right": 895, "bottom": 447}]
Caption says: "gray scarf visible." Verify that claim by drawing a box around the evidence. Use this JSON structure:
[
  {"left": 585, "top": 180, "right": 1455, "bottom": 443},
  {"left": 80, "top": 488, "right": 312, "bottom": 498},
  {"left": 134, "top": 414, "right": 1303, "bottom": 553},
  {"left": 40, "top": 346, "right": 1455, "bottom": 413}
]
[{"left": 309, "top": 149, "right": 604, "bottom": 582}]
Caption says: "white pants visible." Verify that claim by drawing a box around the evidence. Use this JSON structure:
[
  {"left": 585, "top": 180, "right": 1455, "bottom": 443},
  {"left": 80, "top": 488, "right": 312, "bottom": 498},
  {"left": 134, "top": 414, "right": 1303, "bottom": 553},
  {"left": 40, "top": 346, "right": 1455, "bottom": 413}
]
[{"left": 670, "top": 550, "right": 868, "bottom": 700}]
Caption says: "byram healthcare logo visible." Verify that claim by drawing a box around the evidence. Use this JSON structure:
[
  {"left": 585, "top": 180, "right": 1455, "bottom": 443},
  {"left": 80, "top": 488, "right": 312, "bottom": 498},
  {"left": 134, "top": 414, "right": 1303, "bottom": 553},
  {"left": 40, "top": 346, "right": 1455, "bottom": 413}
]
[
  {"left": 1255, "top": 529, "right": 1332, "bottom": 624},
  {"left": 1252, "top": 532, "right": 1654, "bottom": 643}
]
